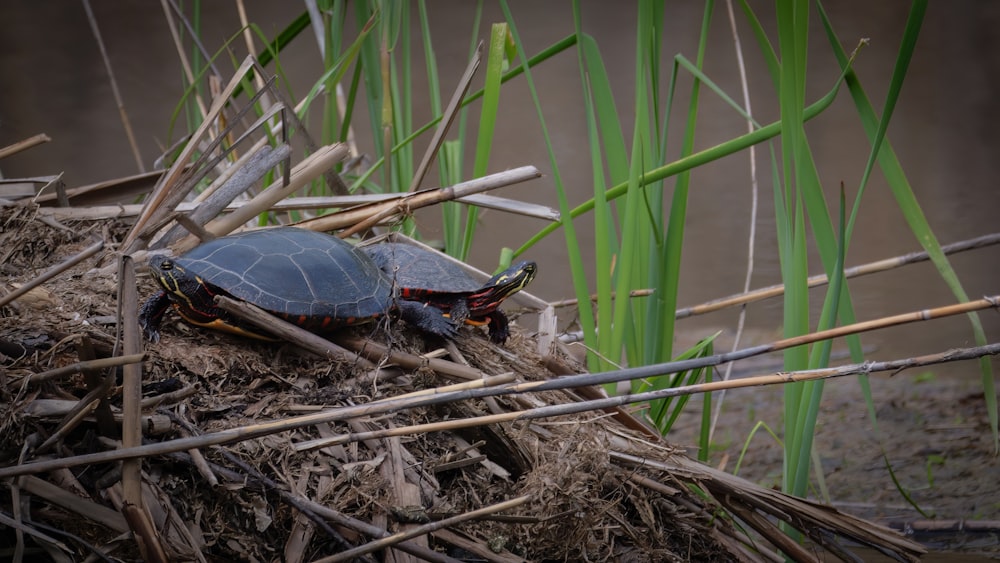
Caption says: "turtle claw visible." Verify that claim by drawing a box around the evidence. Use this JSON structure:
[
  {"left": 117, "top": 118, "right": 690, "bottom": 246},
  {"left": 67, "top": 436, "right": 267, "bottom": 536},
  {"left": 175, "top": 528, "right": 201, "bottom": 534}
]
[
  {"left": 396, "top": 300, "right": 458, "bottom": 339},
  {"left": 485, "top": 310, "right": 511, "bottom": 344},
  {"left": 139, "top": 291, "right": 169, "bottom": 343},
  {"left": 143, "top": 325, "right": 162, "bottom": 343}
]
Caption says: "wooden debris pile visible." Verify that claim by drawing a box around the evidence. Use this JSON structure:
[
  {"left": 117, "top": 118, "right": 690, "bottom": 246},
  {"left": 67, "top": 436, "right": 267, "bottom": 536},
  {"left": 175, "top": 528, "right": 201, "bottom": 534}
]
[
  {"left": 0, "top": 201, "right": 926, "bottom": 562},
  {"left": 0, "top": 57, "right": 926, "bottom": 561}
]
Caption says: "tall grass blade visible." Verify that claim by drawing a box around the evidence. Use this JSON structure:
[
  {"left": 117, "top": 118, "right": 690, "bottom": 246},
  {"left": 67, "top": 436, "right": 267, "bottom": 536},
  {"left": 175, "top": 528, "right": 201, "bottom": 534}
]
[
  {"left": 459, "top": 23, "right": 507, "bottom": 259},
  {"left": 500, "top": 0, "right": 597, "bottom": 367},
  {"left": 515, "top": 81, "right": 842, "bottom": 256},
  {"left": 818, "top": 0, "right": 998, "bottom": 452}
]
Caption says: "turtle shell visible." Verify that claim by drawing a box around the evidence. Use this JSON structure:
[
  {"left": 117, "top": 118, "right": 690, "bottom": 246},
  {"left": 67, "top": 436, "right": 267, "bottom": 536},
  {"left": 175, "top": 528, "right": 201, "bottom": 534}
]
[
  {"left": 172, "top": 227, "right": 392, "bottom": 327},
  {"left": 363, "top": 242, "right": 480, "bottom": 294}
]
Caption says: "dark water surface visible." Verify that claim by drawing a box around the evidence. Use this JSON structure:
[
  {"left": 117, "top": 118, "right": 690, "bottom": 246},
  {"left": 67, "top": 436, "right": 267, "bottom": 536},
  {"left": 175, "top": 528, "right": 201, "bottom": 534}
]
[{"left": 2, "top": 0, "right": 999, "bottom": 552}]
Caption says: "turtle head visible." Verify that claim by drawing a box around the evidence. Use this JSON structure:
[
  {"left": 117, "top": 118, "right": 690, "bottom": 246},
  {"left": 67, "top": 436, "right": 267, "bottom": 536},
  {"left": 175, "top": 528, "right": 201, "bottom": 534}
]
[
  {"left": 148, "top": 254, "right": 199, "bottom": 301},
  {"left": 470, "top": 261, "right": 537, "bottom": 310}
]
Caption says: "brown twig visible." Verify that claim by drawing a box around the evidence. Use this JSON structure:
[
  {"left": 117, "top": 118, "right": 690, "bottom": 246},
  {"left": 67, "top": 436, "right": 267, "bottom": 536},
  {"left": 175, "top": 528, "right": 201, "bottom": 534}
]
[
  {"left": 316, "top": 495, "right": 532, "bottom": 563},
  {"left": 82, "top": 0, "right": 145, "bottom": 173},
  {"left": 675, "top": 232, "right": 1000, "bottom": 320},
  {"left": 118, "top": 255, "right": 167, "bottom": 561},
  {"left": 212, "top": 295, "right": 374, "bottom": 368},
  {"left": 407, "top": 41, "right": 483, "bottom": 193},
  {"left": 0, "top": 134, "right": 51, "bottom": 160},
  {"left": 124, "top": 56, "right": 256, "bottom": 249},
  {"left": 214, "top": 292, "right": 485, "bottom": 381},
  {"left": 550, "top": 232, "right": 1000, "bottom": 315},
  {"left": 294, "top": 374, "right": 515, "bottom": 452},
  {"left": 338, "top": 335, "right": 485, "bottom": 381},
  {"left": 295, "top": 166, "right": 541, "bottom": 233},
  {"left": 3, "top": 333, "right": 998, "bottom": 481},
  {"left": 16, "top": 353, "right": 145, "bottom": 387}
]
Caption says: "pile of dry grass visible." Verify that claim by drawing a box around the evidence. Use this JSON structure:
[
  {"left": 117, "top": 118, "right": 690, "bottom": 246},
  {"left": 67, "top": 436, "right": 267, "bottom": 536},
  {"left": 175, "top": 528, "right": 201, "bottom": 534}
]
[
  {"left": 0, "top": 201, "right": 926, "bottom": 562},
  {"left": 0, "top": 58, "right": 928, "bottom": 561}
]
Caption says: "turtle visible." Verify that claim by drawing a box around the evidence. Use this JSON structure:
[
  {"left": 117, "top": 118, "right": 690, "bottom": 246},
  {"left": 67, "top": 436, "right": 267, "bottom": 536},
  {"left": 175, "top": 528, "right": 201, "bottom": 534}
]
[
  {"left": 139, "top": 227, "right": 456, "bottom": 342},
  {"left": 361, "top": 242, "right": 537, "bottom": 344}
]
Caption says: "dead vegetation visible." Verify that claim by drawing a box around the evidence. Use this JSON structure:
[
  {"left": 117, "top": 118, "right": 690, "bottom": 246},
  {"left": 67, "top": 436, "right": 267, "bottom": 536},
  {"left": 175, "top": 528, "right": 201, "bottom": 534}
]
[{"left": 0, "top": 59, "right": 932, "bottom": 562}]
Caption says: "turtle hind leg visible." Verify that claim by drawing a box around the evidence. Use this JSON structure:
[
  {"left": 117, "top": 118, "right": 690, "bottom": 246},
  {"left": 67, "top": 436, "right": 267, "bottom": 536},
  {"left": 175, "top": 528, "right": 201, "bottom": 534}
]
[{"left": 395, "top": 300, "right": 457, "bottom": 338}]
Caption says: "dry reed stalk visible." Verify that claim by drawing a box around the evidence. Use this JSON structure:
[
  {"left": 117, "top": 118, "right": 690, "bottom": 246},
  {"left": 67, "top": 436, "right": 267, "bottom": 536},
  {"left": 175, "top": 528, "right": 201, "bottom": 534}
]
[
  {"left": 31, "top": 168, "right": 165, "bottom": 206},
  {"left": 158, "top": 0, "right": 209, "bottom": 120},
  {"left": 615, "top": 452, "right": 924, "bottom": 562},
  {"left": 337, "top": 335, "right": 485, "bottom": 381},
  {"left": 213, "top": 294, "right": 374, "bottom": 368},
  {"left": 190, "top": 136, "right": 267, "bottom": 204},
  {"left": 118, "top": 255, "right": 168, "bottom": 561},
  {"left": 279, "top": 496, "right": 462, "bottom": 563},
  {"left": 190, "top": 142, "right": 349, "bottom": 245},
  {"left": 24, "top": 400, "right": 171, "bottom": 435},
  {"left": 550, "top": 231, "right": 1000, "bottom": 313},
  {"left": 318, "top": 496, "right": 532, "bottom": 563},
  {"left": 35, "top": 388, "right": 106, "bottom": 454},
  {"left": 407, "top": 41, "right": 483, "bottom": 193},
  {"left": 36, "top": 191, "right": 562, "bottom": 222},
  {"left": 82, "top": 0, "right": 145, "bottom": 173},
  {"left": 295, "top": 166, "right": 542, "bottom": 232},
  {"left": 15, "top": 353, "right": 145, "bottom": 387},
  {"left": 0, "top": 134, "right": 51, "bottom": 159},
  {"left": 294, "top": 374, "right": 516, "bottom": 452},
  {"left": 154, "top": 142, "right": 292, "bottom": 248},
  {"left": 124, "top": 56, "right": 259, "bottom": 250},
  {"left": 674, "top": 231, "right": 1000, "bottom": 319},
  {"left": 428, "top": 529, "right": 527, "bottom": 563},
  {"left": 0, "top": 508, "right": 67, "bottom": 555},
  {"left": 5, "top": 339, "right": 998, "bottom": 481},
  {"left": 17, "top": 475, "right": 129, "bottom": 534},
  {"left": 218, "top": 291, "right": 482, "bottom": 380}
]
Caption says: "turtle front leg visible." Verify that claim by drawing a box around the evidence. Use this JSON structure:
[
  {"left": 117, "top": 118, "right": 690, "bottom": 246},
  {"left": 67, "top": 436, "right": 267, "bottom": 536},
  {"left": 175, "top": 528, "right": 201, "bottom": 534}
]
[
  {"left": 396, "top": 300, "right": 458, "bottom": 339},
  {"left": 449, "top": 299, "right": 471, "bottom": 326},
  {"left": 139, "top": 290, "right": 171, "bottom": 342},
  {"left": 485, "top": 310, "right": 511, "bottom": 344}
]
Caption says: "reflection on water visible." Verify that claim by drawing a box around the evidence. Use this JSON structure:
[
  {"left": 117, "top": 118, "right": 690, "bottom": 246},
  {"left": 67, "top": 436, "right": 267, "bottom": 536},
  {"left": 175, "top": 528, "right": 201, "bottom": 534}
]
[{"left": 1, "top": 0, "right": 999, "bottom": 374}]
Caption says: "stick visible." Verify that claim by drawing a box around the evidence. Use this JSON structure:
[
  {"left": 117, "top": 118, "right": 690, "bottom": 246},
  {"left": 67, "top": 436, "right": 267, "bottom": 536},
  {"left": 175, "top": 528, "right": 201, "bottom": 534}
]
[
  {"left": 315, "top": 496, "right": 532, "bottom": 563},
  {"left": 213, "top": 295, "right": 373, "bottom": 368},
  {"left": 4, "top": 338, "right": 995, "bottom": 481},
  {"left": 676, "top": 232, "right": 1000, "bottom": 320},
  {"left": 0, "top": 134, "right": 51, "bottom": 159},
  {"left": 124, "top": 55, "right": 259, "bottom": 250},
  {"left": 338, "top": 335, "right": 485, "bottom": 381},
  {"left": 295, "top": 166, "right": 541, "bottom": 233},
  {"left": 294, "top": 374, "right": 515, "bottom": 452},
  {"left": 82, "top": 0, "right": 144, "bottom": 173},
  {"left": 214, "top": 294, "right": 485, "bottom": 381},
  {"left": 36, "top": 192, "right": 560, "bottom": 222},
  {"left": 549, "top": 232, "right": 1000, "bottom": 315},
  {"left": 407, "top": 42, "right": 482, "bottom": 193},
  {"left": 16, "top": 353, "right": 145, "bottom": 387},
  {"left": 3, "top": 296, "right": 996, "bottom": 479},
  {"left": 118, "top": 255, "right": 168, "bottom": 562}
]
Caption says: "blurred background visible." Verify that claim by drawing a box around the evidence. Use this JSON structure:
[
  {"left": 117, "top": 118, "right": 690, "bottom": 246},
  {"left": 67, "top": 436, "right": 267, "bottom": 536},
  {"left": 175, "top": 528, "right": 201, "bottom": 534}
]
[{"left": 2, "top": 0, "right": 999, "bottom": 375}]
